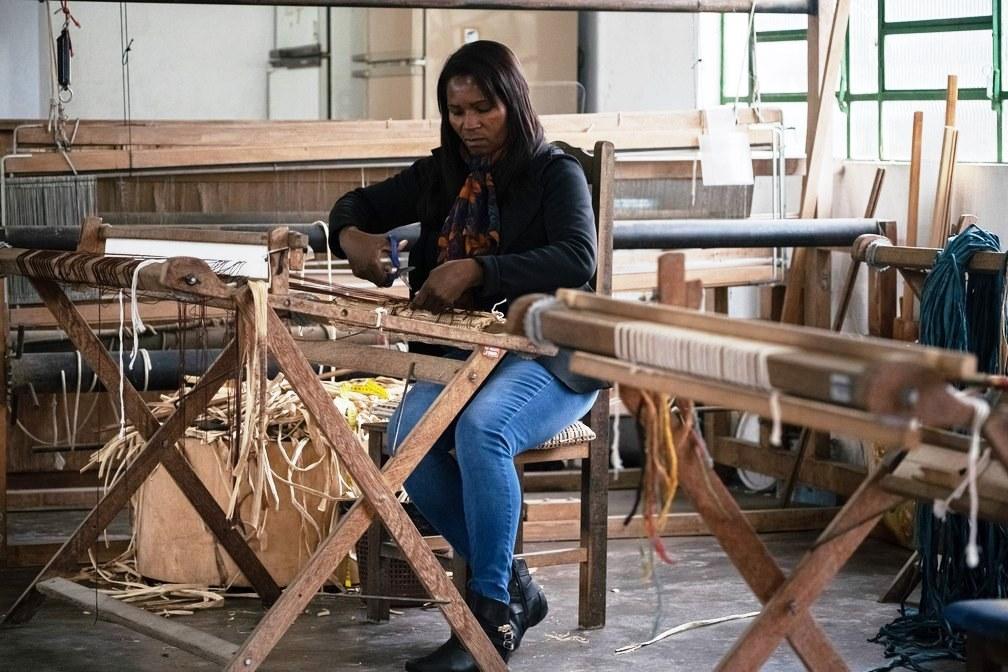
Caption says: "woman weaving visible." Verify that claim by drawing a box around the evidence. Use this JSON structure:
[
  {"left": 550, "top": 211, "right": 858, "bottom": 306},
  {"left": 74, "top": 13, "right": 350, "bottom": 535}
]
[{"left": 328, "top": 40, "right": 602, "bottom": 671}]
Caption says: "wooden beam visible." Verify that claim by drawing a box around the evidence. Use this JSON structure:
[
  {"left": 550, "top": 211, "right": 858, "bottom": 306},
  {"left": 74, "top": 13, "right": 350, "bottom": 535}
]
[
  {"left": 712, "top": 437, "right": 865, "bottom": 497},
  {"left": 518, "top": 508, "right": 841, "bottom": 543},
  {"left": 522, "top": 467, "right": 641, "bottom": 492},
  {"left": 5, "top": 538, "right": 129, "bottom": 568},
  {"left": 550, "top": 289, "right": 976, "bottom": 378},
  {"left": 37, "top": 578, "right": 238, "bottom": 666}
]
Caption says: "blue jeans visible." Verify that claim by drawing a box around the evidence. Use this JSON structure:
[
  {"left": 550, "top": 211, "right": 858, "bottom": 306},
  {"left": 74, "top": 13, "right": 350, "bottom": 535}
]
[{"left": 386, "top": 353, "right": 598, "bottom": 604}]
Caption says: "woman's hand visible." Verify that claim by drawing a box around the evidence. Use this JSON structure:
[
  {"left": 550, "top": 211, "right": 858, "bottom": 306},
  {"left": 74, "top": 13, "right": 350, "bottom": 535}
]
[
  {"left": 339, "top": 228, "right": 405, "bottom": 287},
  {"left": 412, "top": 259, "right": 484, "bottom": 312}
]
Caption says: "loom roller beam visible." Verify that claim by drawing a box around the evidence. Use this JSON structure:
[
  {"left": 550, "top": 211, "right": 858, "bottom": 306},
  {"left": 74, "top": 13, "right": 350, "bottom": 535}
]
[{"left": 508, "top": 290, "right": 981, "bottom": 440}]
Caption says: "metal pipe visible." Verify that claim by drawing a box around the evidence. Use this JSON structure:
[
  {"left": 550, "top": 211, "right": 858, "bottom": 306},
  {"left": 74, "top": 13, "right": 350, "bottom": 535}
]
[
  {"left": 612, "top": 218, "right": 883, "bottom": 249},
  {"left": 64, "top": 0, "right": 813, "bottom": 12}
]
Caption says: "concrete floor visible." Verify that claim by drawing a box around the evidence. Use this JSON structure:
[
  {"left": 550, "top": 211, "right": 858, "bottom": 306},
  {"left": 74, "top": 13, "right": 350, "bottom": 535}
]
[{"left": 0, "top": 529, "right": 948, "bottom": 672}]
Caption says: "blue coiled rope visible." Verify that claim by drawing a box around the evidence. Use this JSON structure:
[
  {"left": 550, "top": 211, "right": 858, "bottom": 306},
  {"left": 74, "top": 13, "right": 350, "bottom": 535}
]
[{"left": 870, "top": 225, "right": 1008, "bottom": 671}]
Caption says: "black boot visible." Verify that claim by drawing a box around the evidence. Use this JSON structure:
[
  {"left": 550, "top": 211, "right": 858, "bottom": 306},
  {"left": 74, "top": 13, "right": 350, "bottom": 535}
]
[
  {"left": 404, "top": 593, "right": 515, "bottom": 672},
  {"left": 508, "top": 558, "right": 548, "bottom": 647}
]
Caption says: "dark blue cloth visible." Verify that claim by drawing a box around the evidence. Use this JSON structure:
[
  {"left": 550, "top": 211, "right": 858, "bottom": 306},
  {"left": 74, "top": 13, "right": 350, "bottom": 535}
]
[{"left": 945, "top": 599, "right": 1008, "bottom": 642}]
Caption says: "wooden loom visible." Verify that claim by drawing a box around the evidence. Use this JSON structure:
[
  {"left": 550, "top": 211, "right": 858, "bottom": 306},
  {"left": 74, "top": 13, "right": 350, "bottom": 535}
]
[
  {"left": 508, "top": 288, "right": 1008, "bottom": 671},
  {"left": 0, "top": 226, "right": 555, "bottom": 672}
]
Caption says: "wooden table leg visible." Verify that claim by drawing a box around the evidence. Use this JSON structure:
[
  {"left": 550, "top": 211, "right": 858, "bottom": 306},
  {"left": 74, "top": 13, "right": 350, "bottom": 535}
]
[
  {"left": 714, "top": 473, "right": 904, "bottom": 671},
  {"left": 226, "top": 318, "right": 505, "bottom": 672},
  {"left": 676, "top": 432, "right": 849, "bottom": 671},
  {"left": 4, "top": 282, "right": 280, "bottom": 623}
]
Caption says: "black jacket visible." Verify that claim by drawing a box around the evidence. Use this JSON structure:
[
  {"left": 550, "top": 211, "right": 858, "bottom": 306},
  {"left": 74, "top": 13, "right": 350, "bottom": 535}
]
[{"left": 328, "top": 143, "right": 604, "bottom": 393}]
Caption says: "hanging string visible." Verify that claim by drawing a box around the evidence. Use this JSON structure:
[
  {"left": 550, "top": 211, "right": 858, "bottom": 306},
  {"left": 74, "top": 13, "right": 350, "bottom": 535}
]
[
  {"left": 610, "top": 383, "right": 624, "bottom": 475},
  {"left": 128, "top": 259, "right": 159, "bottom": 368},
  {"left": 117, "top": 289, "right": 126, "bottom": 439},
  {"left": 523, "top": 296, "right": 561, "bottom": 349}
]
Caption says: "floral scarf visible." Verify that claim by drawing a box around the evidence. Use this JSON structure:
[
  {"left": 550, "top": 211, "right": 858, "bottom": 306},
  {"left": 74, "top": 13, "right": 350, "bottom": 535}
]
[{"left": 437, "top": 159, "right": 501, "bottom": 263}]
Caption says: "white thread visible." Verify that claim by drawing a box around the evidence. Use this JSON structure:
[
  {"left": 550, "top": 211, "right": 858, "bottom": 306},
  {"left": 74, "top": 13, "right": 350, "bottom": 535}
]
[
  {"left": 523, "top": 297, "right": 561, "bottom": 348},
  {"left": 129, "top": 259, "right": 160, "bottom": 369},
  {"left": 138, "top": 348, "right": 152, "bottom": 391},
  {"left": 931, "top": 396, "right": 991, "bottom": 569},
  {"left": 71, "top": 351, "right": 82, "bottom": 449},
  {"left": 374, "top": 306, "right": 387, "bottom": 329},
  {"left": 610, "top": 383, "right": 624, "bottom": 475},
  {"left": 768, "top": 390, "right": 783, "bottom": 447},
  {"left": 491, "top": 298, "right": 508, "bottom": 323},
  {"left": 117, "top": 289, "right": 126, "bottom": 439},
  {"left": 313, "top": 220, "right": 333, "bottom": 285},
  {"left": 612, "top": 321, "right": 789, "bottom": 445}
]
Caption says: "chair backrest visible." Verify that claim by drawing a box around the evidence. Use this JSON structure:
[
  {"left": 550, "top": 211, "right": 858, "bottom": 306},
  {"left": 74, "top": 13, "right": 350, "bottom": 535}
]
[{"left": 551, "top": 140, "right": 615, "bottom": 298}]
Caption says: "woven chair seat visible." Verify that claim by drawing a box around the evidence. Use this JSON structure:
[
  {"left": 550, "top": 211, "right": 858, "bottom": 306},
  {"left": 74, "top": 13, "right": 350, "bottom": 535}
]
[{"left": 530, "top": 420, "right": 596, "bottom": 450}]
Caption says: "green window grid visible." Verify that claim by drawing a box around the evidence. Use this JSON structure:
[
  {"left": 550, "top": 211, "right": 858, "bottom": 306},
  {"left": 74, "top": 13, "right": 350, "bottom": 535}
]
[{"left": 719, "top": 1, "right": 1005, "bottom": 162}]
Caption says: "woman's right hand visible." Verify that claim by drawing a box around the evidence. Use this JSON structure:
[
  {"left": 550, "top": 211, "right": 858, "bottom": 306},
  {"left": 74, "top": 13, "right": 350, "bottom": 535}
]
[{"left": 339, "top": 228, "right": 404, "bottom": 287}]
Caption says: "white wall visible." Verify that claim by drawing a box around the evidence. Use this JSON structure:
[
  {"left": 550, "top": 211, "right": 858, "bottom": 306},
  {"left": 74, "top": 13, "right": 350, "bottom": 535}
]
[
  {"left": 579, "top": 12, "right": 699, "bottom": 112},
  {"left": 21, "top": 2, "right": 274, "bottom": 120},
  {"left": 1, "top": 0, "right": 47, "bottom": 118}
]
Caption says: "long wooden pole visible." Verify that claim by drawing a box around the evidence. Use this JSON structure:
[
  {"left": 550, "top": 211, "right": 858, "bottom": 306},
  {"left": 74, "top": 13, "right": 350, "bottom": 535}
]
[
  {"left": 781, "top": 0, "right": 852, "bottom": 324},
  {"left": 929, "top": 76, "right": 959, "bottom": 248},
  {"left": 895, "top": 111, "right": 925, "bottom": 341}
]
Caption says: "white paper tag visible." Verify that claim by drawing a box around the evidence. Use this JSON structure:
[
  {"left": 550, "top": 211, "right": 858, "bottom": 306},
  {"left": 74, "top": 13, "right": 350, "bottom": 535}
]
[{"left": 700, "top": 107, "right": 755, "bottom": 187}]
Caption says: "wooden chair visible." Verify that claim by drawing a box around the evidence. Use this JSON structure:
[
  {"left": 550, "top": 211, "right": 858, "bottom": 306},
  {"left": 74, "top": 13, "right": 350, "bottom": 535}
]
[{"left": 361, "top": 140, "right": 615, "bottom": 630}]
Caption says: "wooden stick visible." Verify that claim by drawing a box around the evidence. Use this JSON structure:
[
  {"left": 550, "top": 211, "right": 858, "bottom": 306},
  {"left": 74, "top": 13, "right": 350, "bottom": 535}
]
[
  {"left": 780, "top": 0, "right": 852, "bottom": 324},
  {"left": 895, "top": 111, "right": 924, "bottom": 339},
  {"left": 0, "top": 278, "right": 6, "bottom": 569},
  {"left": 37, "top": 578, "right": 238, "bottom": 666},
  {"left": 864, "top": 167, "right": 886, "bottom": 219},
  {"left": 929, "top": 76, "right": 959, "bottom": 248}
]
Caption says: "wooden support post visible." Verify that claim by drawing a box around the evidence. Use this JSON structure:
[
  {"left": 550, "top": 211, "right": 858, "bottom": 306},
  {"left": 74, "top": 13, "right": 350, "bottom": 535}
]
[
  {"left": 581, "top": 387, "right": 609, "bottom": 629},
  {"left": 868, "top": 221, "right": 898, "bottom": 338},
  {"left": 365, "top": 427, "right": 391, "bottom": 623},
  {"left": 226, "top": 327, "right": 506, "bottom": 672},
  {"left": 804, "top": 247, "right": 832, "bottom": 330}
]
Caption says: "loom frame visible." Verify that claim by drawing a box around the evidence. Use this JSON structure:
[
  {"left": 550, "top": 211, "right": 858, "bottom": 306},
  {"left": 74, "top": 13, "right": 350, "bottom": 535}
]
[
  {"left": 0, "top": 235, "right": 554, "bottom": 672},
  {"left": 509, "top": 288, "right": 1008, "bottom": 671}
]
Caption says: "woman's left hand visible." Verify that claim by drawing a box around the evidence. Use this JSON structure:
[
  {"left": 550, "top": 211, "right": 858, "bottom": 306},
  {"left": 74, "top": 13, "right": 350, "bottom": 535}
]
[{"left": 412, "top": 259, "right": 484, "bottom": 312}]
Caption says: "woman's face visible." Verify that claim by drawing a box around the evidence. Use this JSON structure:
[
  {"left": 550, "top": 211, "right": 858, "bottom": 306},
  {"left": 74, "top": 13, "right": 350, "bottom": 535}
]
[{"left": 445, "top": 75, "right": 508, "bottom": 158}]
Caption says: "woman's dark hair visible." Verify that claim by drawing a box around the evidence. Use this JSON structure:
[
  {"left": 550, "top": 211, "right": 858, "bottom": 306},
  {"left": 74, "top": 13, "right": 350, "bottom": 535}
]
[{"left": 436, "top": 40, "right": 545, "bottom": 189}]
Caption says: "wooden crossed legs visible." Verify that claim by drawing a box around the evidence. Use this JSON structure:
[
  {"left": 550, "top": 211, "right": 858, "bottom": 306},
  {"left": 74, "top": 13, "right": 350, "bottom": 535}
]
[
  {"left": 3, "top": 281, "right": 510, "bottom": 672},
  {"left": 672, "top": 418, "right": 904, "bottom": 671},
  {"left": 3, "top": 279, "right": 282, "bottom": 624}
]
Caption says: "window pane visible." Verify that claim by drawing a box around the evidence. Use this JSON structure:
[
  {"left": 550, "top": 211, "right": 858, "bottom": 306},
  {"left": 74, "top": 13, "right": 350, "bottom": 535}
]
[
  {"left": 884, "top": 0, "right": 990, "bottom": 22},
  {"left": 884, "top": 31, "right": 991, "bottom": 90},
  {"left": 848, "top": 101, "right": 879, "bottom": 159},
  {"left": 754, "top": 13, "right": 806, "bottom": 31},
  {"left": 775, "top": 101, "right": 809, "bottom": 156},
  {"left": 881, "top": 100, "right": 943, "bottom": 161},
  {"left": 849, "top": 0, "right": 878, "bottom": 94},
  {"left": 754, "top": 40, "right": 807, "bottom": 93},
  {"left": 881, "top": 100, "right": 996, "bottom": 162},
  {"left": 722, "top": 15, "right": 752, "bottom": 100}
]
